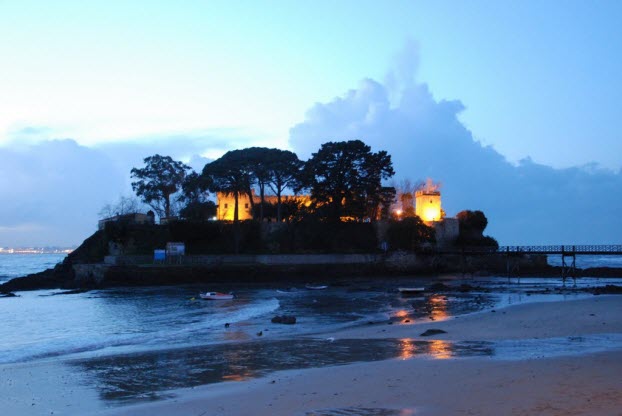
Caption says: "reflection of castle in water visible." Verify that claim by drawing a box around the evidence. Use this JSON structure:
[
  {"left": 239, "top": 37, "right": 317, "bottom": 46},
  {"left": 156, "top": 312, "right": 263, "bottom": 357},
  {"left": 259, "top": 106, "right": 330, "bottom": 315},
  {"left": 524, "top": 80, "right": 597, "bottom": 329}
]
[{"left": 74, "top": 336, "right": 493, "bottom": 402}]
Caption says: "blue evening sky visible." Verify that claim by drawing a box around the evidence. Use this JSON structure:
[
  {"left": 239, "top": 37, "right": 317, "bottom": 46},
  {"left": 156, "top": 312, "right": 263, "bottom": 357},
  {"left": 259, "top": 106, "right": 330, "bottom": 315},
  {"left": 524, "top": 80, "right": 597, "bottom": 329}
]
[
  {"left": 2, "top": 0, "right": 621, "bottom": 168},
  {"left": 1, "top": 0, "right": 622, "bottom": 246}
]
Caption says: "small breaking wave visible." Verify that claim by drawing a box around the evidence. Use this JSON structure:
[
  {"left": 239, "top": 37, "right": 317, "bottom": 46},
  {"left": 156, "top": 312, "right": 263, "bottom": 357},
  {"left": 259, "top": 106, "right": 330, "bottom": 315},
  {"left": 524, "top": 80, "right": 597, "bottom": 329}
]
[{"left": 0, "top": 297, "right": 281, "bottom": 364}]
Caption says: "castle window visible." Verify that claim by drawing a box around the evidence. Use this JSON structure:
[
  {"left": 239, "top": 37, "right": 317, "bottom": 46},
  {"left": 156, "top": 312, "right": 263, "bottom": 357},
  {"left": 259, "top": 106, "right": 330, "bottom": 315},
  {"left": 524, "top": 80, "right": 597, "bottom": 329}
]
[
  {"left": 224, "top": 203, "right": 228, "bottom": 209},
  {"left": 245, "top": 203, "right": 249, "bottom": 209}
]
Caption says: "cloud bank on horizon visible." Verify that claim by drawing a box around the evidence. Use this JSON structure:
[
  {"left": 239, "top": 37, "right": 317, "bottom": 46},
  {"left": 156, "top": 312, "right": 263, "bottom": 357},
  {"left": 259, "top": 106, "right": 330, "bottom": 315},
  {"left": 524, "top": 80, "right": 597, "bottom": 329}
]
[
  {"left": 0, "top": 133, "right": 244, "bottom": 247},
  {"left": 289, "top": 47, "right": 622, "bottom": 245}
]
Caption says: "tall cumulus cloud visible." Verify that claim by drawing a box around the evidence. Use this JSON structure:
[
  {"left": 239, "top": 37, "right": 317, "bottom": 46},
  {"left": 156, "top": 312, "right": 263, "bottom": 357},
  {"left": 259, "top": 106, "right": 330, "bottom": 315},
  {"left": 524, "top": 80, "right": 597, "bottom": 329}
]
[{"left": 289, "top": 50, "right": 622, "bottom": 244}]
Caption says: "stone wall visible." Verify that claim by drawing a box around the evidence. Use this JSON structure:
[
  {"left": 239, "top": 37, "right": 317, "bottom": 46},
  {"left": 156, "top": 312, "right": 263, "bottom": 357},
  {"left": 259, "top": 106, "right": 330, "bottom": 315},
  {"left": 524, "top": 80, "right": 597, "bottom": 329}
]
[{"left": 104, "top": 253, "right": 382, "bottom": 266}]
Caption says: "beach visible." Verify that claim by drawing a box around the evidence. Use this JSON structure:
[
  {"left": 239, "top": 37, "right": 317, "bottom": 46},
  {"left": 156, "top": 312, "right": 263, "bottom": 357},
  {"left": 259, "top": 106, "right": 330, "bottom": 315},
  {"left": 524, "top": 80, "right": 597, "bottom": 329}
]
[{"left": 92, "top": 295, "right": 622, "bottom": 416}]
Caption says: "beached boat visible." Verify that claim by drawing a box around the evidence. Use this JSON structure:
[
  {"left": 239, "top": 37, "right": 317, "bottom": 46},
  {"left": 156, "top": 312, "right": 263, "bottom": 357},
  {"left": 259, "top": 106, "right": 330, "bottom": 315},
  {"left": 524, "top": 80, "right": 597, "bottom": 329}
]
[
  {"left": 199, "top": 292, "right": 234, "bottom": 300},
  {"left": 398, "top": 287, "right": 425, "bottom": 295},
  {"left": 305, "top": 284, "right": 328, "bottom": 290}
]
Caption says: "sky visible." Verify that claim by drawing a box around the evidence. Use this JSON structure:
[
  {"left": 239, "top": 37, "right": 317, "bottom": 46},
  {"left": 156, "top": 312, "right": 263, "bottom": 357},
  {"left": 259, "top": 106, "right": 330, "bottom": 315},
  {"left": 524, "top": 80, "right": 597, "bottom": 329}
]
[{"left": 1, "top": 0, "right": 621, "bottom": 246}]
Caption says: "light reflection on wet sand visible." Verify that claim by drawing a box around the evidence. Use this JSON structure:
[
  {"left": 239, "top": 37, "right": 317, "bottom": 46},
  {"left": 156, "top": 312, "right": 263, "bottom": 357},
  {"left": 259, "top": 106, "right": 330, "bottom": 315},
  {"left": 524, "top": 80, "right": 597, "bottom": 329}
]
[{"left": 71, "top": 338, "right": 495, "bottom": 404}]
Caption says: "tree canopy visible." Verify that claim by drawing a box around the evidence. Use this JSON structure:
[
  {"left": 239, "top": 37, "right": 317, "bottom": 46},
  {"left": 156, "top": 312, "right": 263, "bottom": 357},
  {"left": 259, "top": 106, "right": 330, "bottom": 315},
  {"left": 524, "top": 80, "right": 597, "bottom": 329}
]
[
  {"left": 178, "top": 172, "right": 216, "bottom": 221},
  {"left": 456, "top": 210, "right": 498, "bottom": 248},
  {"left": 264, "top": 149, "right": 303, "bottom": 222},
  {"left": 202, "top": 150, "right": 254, "bottom": 223},
  {"left": 303, "top": 140, "right": 394, "bottom": 221},
  {"left": 130, "top": 154, "right": 190, "bottom": 218}
]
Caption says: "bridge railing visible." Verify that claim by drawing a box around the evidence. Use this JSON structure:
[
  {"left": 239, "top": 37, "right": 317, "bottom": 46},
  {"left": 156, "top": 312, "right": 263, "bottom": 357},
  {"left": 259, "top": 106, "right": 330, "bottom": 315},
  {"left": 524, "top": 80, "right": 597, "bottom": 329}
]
[
  {"left": 497, "top": 245, "right": 622, "bottom": 254},
  {"left": 416, "top": 245, "right": 622, "bottom": 255}
]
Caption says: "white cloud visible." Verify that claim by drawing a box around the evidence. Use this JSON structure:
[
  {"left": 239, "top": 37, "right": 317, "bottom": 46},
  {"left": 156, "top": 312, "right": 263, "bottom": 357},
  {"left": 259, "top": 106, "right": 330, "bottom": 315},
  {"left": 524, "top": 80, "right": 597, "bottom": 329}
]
[
  {"left": 289, "top": 45, "right": 622, "bottom": 244},
  {"left": 0, "top": 131, "right": 251, "bottom": 246}
]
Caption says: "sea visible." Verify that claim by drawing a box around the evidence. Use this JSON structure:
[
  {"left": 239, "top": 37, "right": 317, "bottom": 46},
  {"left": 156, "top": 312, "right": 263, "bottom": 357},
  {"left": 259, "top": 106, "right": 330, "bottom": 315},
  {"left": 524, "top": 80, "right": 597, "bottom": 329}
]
[{"left": 1, "top": 253, "right": 621, "bottom": 412}]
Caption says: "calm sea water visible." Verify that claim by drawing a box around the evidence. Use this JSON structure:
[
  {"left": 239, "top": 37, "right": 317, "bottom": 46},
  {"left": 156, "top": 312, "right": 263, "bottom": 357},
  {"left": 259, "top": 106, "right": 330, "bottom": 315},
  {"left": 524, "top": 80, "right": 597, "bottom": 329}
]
[
  {"left": 1, "top": 253, "right": 621, "bottom": 411},
  {"left": 0, "top": 253, "right": 621, "bottom": 366},
  {"left": 0, "top": 253, "right": 66, "bottom": 284},
  {"left": 547, "top": 254, "right": 622, "bottom": 268}
]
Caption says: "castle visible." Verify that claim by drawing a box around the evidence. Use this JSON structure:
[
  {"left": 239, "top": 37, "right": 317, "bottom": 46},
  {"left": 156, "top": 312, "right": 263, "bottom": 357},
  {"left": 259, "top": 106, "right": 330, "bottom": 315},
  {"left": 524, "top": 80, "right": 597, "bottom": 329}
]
[
  {"left": 216, "top": 179, "right": 459, "bottom": 245},
  {"left": 215, "top": 191, "right": 310, "bottom": 221},
  {"left": 407, "top": 180, "right": 459, "bottom": 246}
]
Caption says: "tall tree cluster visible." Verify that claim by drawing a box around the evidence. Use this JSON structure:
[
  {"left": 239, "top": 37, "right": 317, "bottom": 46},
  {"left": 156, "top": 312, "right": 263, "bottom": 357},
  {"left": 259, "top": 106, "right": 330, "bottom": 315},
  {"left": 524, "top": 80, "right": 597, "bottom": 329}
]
[
  {"left": 130, "top": 154, "right": 190, "bottom": 219},
  {"left": 129, "top": 140, "right": 395, "bottom": 225},
  {"left": 303, "top": 140, "right": 394, "bottom": 221}
]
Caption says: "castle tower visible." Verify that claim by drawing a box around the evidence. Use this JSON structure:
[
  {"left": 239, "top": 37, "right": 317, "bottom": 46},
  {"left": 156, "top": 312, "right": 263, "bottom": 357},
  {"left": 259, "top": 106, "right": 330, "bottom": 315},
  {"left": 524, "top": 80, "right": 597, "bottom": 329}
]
[
  {"left": 415, "top": 190, "right": 442, "bottom": 222},
  {"left": 415, "top": 179, "right": 443, "bottom": 223}
]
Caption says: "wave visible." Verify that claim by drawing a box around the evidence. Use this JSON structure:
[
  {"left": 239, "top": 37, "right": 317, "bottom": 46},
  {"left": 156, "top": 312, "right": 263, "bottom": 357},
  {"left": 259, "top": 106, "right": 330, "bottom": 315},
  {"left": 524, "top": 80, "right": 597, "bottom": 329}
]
[{"left": 0, "top": 297, "right": 281, "bottom": 365}]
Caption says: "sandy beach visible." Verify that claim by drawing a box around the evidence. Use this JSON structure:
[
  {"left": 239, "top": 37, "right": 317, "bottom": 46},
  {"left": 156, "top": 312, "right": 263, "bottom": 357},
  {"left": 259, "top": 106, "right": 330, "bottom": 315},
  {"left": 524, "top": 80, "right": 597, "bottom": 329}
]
[{"left": 93, "top": 295, "right": 622, "bottom": 416}]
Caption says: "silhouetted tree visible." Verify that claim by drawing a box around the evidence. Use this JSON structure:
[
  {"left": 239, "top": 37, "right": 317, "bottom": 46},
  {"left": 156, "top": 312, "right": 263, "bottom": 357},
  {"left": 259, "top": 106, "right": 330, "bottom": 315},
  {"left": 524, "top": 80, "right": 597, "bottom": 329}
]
[
  {"left": 265, "top": 149, "right": 303, "bottom": 222},
  {"left": 130, "top": 154, "right": 190, "bottom": 218},
  {"left": 456, "top": 210, "right": 498, "bottom": 248},
  {"left": 202, "top": 153, "right": 252, "bottom": 223},
  {"left": 98, "top": 195, "right": 145, "bottom": 219},
  {"left": 377, "top": 186, "right": 397, "bottom": 220},
  {"left": 386, "top": 217, "right": 435, "bottom": 251},
  {"left": 179, "top": 200, "right": 217, "bottom": 221},
  {"left": 202, "top": 152, "right": 256, "bottom": 252},
  {"left": 231, "top": 147, "right": 303, "bottom": 222},
  {"left": 178, "top": 171, "right": 216, "bottom": 221},
  {"left": 303, "top": 140, "right": 394, "bottom": 221}
]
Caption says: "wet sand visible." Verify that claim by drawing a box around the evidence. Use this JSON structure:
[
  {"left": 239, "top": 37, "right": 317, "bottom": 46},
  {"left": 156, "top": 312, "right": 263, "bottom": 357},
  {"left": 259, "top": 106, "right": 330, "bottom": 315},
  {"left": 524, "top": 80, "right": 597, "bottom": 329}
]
[{"left": 96, "top": 295, "right": 622, "bottom": 416}]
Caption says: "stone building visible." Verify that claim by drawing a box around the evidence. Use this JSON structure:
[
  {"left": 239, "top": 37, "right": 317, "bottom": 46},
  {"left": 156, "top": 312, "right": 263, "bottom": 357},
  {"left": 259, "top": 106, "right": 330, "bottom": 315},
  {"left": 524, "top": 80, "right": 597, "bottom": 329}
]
[{"left": 216, "top": 191, "right": 310, "bottom": 221}]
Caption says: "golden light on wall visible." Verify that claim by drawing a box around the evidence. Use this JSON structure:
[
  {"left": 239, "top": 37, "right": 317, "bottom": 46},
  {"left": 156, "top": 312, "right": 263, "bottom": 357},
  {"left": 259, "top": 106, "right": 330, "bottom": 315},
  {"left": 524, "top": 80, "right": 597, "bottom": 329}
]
[
  {"left": 415, "top": 191, "right": 441, "bottom": 222},
  {"left": 415, "top": 178, "right": 442, "bottom": 223}
]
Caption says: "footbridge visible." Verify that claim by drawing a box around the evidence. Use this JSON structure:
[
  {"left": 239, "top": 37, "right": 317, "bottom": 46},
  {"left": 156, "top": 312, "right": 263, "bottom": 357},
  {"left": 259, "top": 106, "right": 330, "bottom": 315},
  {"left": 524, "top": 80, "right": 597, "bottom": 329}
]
[
  {"left": 496, "top": 245, "right": 622, "bottom": 255},
  {"left": 434, "top": 245, "right": 622, "bottom": 256},
  {"left": 427, "top": 245, "right": 622, "bottom": 282}
]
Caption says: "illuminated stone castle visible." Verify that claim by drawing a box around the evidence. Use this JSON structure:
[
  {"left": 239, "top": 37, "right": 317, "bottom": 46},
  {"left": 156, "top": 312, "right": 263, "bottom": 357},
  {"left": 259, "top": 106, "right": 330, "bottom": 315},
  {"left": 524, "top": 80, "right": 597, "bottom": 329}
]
[
  {"left": 415, "top": 190, "right": 442, "bottom": 222},
  {"left": 414, "top": 179, "right": 458, "bottom": 246},
  {"left": 414, "top": 179, "right": 444, "bottom": 223},
  {"left": 216, "top": 191, "right": 310, "bottom": 221}
]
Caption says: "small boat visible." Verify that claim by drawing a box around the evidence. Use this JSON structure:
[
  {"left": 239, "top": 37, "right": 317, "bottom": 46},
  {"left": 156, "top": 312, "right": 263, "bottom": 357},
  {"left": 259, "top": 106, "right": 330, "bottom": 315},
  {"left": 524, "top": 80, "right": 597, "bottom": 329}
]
[
  {"left": 199, "top": 292, "right": 234, "bottom": 300},
  {"left": 398, "top": 287, "right": 425, "bottom": 295},
  {"left": 305, "top": 284, "right": 328, "bottom": 290}
]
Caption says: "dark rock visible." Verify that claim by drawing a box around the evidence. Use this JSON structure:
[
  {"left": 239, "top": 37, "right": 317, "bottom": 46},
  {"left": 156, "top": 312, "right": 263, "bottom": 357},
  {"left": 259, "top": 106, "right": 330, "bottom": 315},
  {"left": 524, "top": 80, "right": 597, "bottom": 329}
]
[
  {"left": 256, "top": 331, "right": 263, "bottom": 336},
  {"left": 271, "top": 315, "right": 297, "bottom": 325},
  {"left": 458, "top": 284, "right": 475, "bottom": 292},
  {"left": 592, "top": 285, "right": 622, "bottom": 295},
  {"left": 427, "top": 283, "right": 451, "bottom": 292},
  {"left": 224, "top": 323, "right": 230, "bottom": 328},
  {"left": 420, "top": 329, "right": 447, "bottom": 337},
  {"left": 582, "top": 268, "right": 622, "bottom": 278},
  {"left": 50, "top": 289, "right": 90, "bottom": 296},
  {"left": 0, "top": 291, "right": 18, "bottom": 298}
]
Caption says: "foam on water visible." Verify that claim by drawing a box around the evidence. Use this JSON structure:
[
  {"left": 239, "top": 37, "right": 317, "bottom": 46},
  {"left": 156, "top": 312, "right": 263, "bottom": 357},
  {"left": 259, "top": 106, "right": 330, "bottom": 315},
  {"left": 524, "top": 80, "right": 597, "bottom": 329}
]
[{"left": 0, "top": 293, "right": 281, "bottom": 364}]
